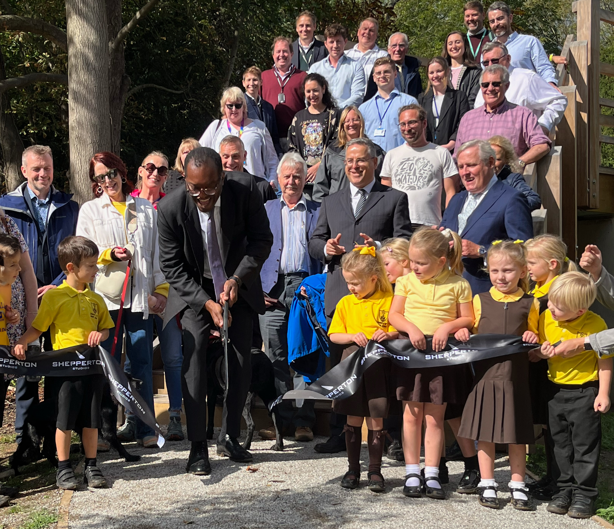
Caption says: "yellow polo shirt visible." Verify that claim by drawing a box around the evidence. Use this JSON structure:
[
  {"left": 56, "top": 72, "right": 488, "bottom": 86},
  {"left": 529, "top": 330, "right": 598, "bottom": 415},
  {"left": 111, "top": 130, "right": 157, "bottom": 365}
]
[
  {"left": 32, "top": 281, "right": 115, "bottom": 350},
  {"left": 394, "top": 269, "right": 472, "bottom": 336},
  {"left": 0, "top": 291, "right": 9, "bottom": 347},
  {"left": 538, "top": 309, "right": 609, "bottom": 384},
  {"left": 329, "top": 291, "right": 396, "bottom": 339},
  {"left": 529, "top": 275, "right": 558, "bottom": 299},
  {"left": 473, "top": 287, "right": 540, "bottom": 333}
]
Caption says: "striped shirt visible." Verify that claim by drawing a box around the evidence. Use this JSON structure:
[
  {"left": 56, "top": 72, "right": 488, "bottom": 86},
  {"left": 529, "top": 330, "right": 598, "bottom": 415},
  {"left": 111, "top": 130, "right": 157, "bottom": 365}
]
[
  {"left": 280, "top": 196, "right": 309, "bottom": 274},
  {"left": 454, "top": 99, "right": 551, "bottom": 158}
]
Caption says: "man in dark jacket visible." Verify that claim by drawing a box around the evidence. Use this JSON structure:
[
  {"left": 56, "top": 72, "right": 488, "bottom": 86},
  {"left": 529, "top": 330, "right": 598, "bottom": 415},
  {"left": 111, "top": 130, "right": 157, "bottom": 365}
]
[
  {"left": 365, "top": 32, "right": 422, "bottom": 101},
  {"left": 291, "top": 11, "right": 328, "bottom": 71},
  {"left": 0, "top": 144, "right": 78, "bottom": 443}
]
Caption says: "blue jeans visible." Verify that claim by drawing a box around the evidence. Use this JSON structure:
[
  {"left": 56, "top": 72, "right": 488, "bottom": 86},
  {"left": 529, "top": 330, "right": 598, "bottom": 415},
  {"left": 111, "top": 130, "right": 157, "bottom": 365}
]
[
  {"left": 102, "top": 308, "right": 155, "bottom": 439},
  {"left": 154, "top": 315, "right": 183, "bottom": 414}
]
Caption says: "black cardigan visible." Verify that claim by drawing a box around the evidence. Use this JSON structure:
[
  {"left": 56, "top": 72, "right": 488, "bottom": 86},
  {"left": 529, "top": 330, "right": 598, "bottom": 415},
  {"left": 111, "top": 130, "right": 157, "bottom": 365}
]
[{"left": 418, "top": 87, "right": 470, "bottom": 147}]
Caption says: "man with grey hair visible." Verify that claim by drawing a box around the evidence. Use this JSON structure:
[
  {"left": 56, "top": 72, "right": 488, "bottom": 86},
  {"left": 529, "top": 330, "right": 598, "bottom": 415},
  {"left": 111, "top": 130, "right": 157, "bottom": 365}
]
[
  {"left": 344, "top": 17, "right": 388, "bottom": 92},
  {"left": 454, "top": 64, "right": 551, "bottom": 167},
  {"left": 364, "top": 32, "right": 422, "bottom": 100},
  {"left": 487, "top": 1, "right": 557, "bottom": 86},
  {"left": 308, "top": 137, "right": 411, "bottom": 453},
  {"left": 441, "top": 139, "right": 533, "bottom": 293},
  {"left": 0, "top": 144, "right": 79, "bottom": 445},
  {"left": 475, "top": 41, "right": 567, "bottom": 134},
  {"left": 258, "top": 152, "right": 321, "bottom": 443}
]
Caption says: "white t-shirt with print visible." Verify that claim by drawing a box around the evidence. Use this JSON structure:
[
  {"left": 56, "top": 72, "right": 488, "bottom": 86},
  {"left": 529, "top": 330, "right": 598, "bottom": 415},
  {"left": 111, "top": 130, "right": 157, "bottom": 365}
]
[{"left": 381, "top": 142, "right": 457, "bottom": 226}]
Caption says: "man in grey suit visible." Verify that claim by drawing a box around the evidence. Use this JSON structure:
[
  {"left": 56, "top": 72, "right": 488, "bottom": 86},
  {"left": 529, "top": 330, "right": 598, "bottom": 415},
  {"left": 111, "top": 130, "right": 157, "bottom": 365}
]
[{"left": 308, "top": 137, "right": 412, "bottom": 453}]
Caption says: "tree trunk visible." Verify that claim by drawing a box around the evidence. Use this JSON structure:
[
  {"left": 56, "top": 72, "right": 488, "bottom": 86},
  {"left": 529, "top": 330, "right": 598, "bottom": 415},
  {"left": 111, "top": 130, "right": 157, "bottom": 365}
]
[
  {"left": 66, "top": 0, "right": 111, "bottom": 205},
  {"left": 106, "top": 0, "right": 130, "bottom": 155},
  {"left": 0, "top": 47, "right": 24, "bottom": 192}
]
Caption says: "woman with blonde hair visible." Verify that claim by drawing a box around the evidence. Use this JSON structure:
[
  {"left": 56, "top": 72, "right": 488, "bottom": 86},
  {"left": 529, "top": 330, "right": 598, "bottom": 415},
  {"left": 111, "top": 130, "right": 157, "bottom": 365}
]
[
  {"left": 164, "top": 138, "right": 200, "bottom": 194},
  {"left": 199, "top": 86, "right": 279, "bottom": 181},
  {"left": 312, "top": 106, "right": 384, "bottom": 202},
  {"left": 488, "top": 136, "right": 541, "bottom": 211}
]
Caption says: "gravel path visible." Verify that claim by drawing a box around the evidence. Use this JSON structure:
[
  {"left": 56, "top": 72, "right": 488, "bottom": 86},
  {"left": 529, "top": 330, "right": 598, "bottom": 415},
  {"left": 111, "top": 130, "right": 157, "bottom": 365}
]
[{"left": 68, "top": 436, "right": 597, "bottom": 529}]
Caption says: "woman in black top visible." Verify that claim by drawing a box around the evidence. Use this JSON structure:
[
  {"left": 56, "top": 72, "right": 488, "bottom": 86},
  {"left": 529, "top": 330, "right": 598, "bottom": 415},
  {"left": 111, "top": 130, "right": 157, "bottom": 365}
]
[
  {"left": 288, "top": 73, "right": 340, "bottom": 198},
  {"left": 418, "top": 57, "right": 470, "bottom": 152},
  {"left": 442, "top": 31, "right": 481, "bottom": 109}
]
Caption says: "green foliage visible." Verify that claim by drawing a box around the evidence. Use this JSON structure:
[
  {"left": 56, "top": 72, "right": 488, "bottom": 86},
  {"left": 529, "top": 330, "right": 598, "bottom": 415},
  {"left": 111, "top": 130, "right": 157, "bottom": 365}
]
[
  {"left": 0, "top": 433, "right": 16, "bottom": 443},
  {"left": 18, "top": 509, "right": 58, "bottom": 529}
]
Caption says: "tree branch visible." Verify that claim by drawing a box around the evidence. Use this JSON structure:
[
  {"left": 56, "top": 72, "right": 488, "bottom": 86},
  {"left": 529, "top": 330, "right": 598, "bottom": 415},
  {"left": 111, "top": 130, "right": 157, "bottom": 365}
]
[
  {"left": 126, "top": 83, "right": 184, "bottom": 100},
  {"left": 0, "top": 15, "right": 67, "bottom": 51},
  {"left": 109, "top": 0, "right": 161, "bottom": 55},
  {"left": 0, "top": 73, "right": 68, "bottom": 93}
]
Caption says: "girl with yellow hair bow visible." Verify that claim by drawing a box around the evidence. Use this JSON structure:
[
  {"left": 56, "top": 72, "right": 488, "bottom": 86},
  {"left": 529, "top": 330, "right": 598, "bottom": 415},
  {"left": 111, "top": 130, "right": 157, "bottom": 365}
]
[{"left": 328, "top": 246, "right": 397, "bottom": 493}]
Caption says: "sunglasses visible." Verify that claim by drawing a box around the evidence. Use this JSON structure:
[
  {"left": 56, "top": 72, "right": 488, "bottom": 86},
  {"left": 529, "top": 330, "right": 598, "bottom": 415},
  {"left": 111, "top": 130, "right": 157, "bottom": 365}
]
[
  {"left": 226, "top": 103, "right": 243, "bottom": 110},
  {"left": 93, "top": 169, "right": 119, "bottom": 183},
  {"left": 481, "top": 81, "right": 503, "bottom": 88},
  {"left": 185, "top": 179, "right": 222, "bottom": 197},
  {"left": 481, "top": 57, "right": 502, "bottom": 67},
  {"left": 141, "top": 163, "right": 168, "bottom": 177}
]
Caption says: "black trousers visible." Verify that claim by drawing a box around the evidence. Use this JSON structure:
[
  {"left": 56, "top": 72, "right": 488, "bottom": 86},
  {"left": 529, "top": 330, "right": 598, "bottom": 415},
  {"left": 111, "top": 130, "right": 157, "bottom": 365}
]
[
  {"left": 180, "top": 295, "right": 253, "bottom": 442},
  {"left": 548, "top": 382, "right": 601, "bottom": 500}
]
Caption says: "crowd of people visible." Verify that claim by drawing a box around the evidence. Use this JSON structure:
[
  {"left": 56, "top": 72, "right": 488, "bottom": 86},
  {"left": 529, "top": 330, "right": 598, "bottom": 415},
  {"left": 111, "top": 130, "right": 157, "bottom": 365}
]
[{"left": 0, "top": 0, "right": 612, "bottom": 521}]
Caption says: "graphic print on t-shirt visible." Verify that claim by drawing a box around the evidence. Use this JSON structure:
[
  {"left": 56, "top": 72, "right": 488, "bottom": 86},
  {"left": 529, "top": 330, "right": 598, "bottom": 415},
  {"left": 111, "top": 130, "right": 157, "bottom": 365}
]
[
  {"left": 394, "top": 157, "right": 436, "bottom": 193},
  {"left": 302, "top": 120, "right": 324, "bottom": 165}
]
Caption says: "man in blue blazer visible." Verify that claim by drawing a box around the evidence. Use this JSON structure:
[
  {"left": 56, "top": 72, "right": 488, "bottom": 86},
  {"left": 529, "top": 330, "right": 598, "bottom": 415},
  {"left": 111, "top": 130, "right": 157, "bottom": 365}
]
[
  {"left": 259, "top": 152, "right": 322, "bottom": 442},
  {"left": 440, "top": 139, "right": 534, "bottom": 294}
]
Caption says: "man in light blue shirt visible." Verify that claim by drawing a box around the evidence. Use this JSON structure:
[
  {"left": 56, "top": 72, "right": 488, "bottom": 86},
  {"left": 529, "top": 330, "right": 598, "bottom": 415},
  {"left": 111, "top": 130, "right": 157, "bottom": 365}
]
[
  {"left": 359, "top": 57, "right": 418, "bottom": 152},
  {"left": 308, "top": 23, "right": 365, "bottom": 108},
  {"left": 487, "top": 1, "right": 557, "bottom": 86}
]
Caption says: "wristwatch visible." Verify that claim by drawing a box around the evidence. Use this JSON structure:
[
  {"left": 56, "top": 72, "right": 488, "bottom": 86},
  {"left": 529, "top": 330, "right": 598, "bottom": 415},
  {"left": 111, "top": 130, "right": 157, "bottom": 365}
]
[
  {"left": 584, "top": 337, "right": 593, "bottom": 351},
  {"left": 478, "top": 246, "right": 487, "bottom": 257},
  {"left": 518, "top": 159, "right": 527, "bottom": 169}
]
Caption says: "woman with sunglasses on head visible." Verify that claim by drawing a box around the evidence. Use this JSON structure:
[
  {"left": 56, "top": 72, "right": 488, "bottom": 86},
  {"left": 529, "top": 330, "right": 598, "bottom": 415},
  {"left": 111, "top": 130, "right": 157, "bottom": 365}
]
[
  {"left": 442, "top": 31, "right": 481, "bottom": 109},
  {"left": 312, "top": 106, "right": 384, "bottom": 203},
  {"left": 164, "top": 138, "right": 200, "bottom": 194},
  {"left": 76, "top": 151, "right": 167, "bottom": 449},
  {"left": 418, "top": 57, "right": 470, "bottom": 152},
  {"left": 128, "top": 151, "right": 185, "bottom": 441},
  {"left": 199, "top": 87, "right": 279, "bottom": 183}
]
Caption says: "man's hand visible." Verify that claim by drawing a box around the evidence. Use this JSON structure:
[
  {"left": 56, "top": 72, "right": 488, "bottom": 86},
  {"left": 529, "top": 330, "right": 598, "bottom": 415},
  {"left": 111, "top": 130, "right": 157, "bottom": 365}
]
[
  {"left": 353, "top": 332, "right": 369, "bottom": 347},
  {"left": 205, "top": 299, "right": 231, "bottom": 328},
  {"left": 522, "top": 331, "right": 539, "bottom": 344},
  {"left": 264, "top": 295, "right": 278, "bottom": 308},
  {"left": 580, "top": 244, "right": 602, "bottom": 281},
  {"left": 37, "top": 285, "right": 56, "bottom": 298},
  {"left": 462, "top": 239, "right": 482, "bottom": 258},
  {"left": 12, "top": 343, "right": 26, "bottom": 360},
  {"left": 553, "top": 337, "right": 585, "bottom": 358},
  {"left": 306, "top": 162, "right": 320, "bottom": 183},
  {"left": 326, "top": 233, "right": 346, "bottom": 256},
  {"left": 220, "top": 278, "right": 239, "bottom": 307},
  {"left": 594, "top": 394, "right": 611, "bottom": 414},
  {"left": 355, "top": 233, "right": 375, "bottom": 248},
  {"left": 112, "top": 246, "right": 132, "bottom": 261},
  {"left": 5, "top": 306, "right": 19, "bottom": 325},
  {"left": 455, "top": 328, "right": 471, "bottom": 342},
  {"left": 148, "top": 293, "right": 167, "bottom": 314},
  {"left": 88, "top": 331, "right": 104, "bottom": 347}
]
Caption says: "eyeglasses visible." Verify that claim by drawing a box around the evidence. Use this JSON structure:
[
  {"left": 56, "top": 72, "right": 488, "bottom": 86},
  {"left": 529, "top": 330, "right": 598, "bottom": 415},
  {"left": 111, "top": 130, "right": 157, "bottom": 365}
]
[
  {"left": 185, "top": 179, "right": 222, "bottom": 197},
  {"left": 226, "top": 103, "right": 243, "bottom": 110},
  {"left": 93, "top": 169, "right": 119, "bottom": 183},
  {"left": 480, "top": 81, "right": 503, "bottom": 88},
  {"left": 481, "top": 57, "right": 502, "bottom": 67},
  {"left": 141, "top": 163, "right": 168, "bottom": 177}
]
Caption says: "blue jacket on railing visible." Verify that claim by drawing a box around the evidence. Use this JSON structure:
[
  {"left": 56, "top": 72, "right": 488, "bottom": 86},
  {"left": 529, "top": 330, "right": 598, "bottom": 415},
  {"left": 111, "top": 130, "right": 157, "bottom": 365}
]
[
  {"left": 288, "top": 273, "right": 329, "bottom": 382},
  {"left": 0, "top": 182, "right": 79, "bottom": 287}
]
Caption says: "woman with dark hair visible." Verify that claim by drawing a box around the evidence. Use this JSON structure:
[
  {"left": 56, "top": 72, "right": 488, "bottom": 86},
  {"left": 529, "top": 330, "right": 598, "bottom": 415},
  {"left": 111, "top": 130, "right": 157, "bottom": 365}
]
[
  {"left": 287, "top": 73, "right": 340, "bottom": 198},
  {"left": 76, "top": 151, "right": 167, "bottom": 448},
  {"left": 418, "top": 57, "right": 470, "bottom": 152},
  {"left": 442, "top": 31, "right": 481, "bottom": 108}
]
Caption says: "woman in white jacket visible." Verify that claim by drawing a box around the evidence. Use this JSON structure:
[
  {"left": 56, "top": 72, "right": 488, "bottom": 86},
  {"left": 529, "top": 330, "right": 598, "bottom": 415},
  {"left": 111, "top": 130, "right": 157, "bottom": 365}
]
[{"left": 76, "top": 151, "right": 167, "bottom": 448}]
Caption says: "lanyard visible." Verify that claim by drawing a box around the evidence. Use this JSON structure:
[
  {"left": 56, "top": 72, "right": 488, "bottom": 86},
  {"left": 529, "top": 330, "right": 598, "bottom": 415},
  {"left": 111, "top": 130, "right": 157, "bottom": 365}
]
[
  {"left": 274, "top": 65, "right": 295, "bottom": 93},
  {"left": 467, "top": 30, "right": 489, "bottom": 59},
  {"left": 299, "top": 43, "right": 314, "bottom": 68},
  {"left": 375, "top": 94, "right": 395, "bottom": 125},
  {"left": 227, "top": 118, "right": 245, "bottom": 137}
]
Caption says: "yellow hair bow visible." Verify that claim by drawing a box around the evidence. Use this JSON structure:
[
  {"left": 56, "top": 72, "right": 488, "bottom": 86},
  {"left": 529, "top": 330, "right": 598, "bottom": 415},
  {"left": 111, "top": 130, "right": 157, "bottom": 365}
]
[
  {"left": 491, "top": 240, "right": 503, "bottom": 246},
  {"left": 514, "top": 239, "right": 524, "bottom": 244},
  {"left": 564, "top": 257, "right": 569, "bottom": 262},
  {"left": 354, "top": 246, "right": 377, "bottom": 257}
]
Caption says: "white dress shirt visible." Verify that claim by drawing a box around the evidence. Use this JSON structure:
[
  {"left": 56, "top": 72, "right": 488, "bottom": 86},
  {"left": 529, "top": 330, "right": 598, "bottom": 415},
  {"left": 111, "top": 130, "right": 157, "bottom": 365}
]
[
  {"left": 344, "top": 44, "right": 388, "bottom": 92},
  {"left": 197, "top": 198, "right": 224, "bottom": 279},
  {"left": 457, "top": 175, "right": 498, "bottom": 235}
]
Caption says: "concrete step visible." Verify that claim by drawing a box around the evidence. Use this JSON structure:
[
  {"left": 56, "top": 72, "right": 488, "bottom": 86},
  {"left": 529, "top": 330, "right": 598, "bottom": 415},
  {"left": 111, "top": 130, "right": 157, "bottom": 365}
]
[{"left": 152, "top": 369, "right": 167, "bottom": 395}]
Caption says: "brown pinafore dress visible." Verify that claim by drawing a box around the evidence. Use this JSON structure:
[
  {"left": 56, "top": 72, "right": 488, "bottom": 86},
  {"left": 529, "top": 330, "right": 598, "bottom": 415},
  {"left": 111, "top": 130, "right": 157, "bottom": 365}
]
[{"left": 458, "top": 292, "right": 535, "bottom": 444}]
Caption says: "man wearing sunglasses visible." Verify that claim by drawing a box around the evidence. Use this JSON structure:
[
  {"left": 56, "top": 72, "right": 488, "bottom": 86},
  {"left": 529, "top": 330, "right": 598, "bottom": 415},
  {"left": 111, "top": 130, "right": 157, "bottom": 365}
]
[
  {"left": 454, "top": 64, "right": 551, "bottom": 169},
  {"left": 157, "top": 147, "right": 273, "bottom": 475},
  {"left": 474, "top": 42, "right": 567, "bottom": 136}
]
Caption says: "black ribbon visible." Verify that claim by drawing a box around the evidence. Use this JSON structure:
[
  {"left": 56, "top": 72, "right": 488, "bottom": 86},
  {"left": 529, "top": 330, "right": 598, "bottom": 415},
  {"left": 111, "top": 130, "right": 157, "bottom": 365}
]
[
  {"left": 282, "top": 334, "right": 537, "bottom": 402},
  {"left": 0, "top": 345, "right": 165, "bottom": 446}
]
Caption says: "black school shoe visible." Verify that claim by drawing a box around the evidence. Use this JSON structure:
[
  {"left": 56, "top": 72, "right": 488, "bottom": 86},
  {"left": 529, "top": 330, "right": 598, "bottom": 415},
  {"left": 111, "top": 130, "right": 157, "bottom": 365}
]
[
  {"left": 367, "top": 471, "right": 386, "bottom": 493},
  {"left": 547, "top": 493, "right": 572, "bottom": 515},
  {"left": 83, "top": 465, "right": 107, "bottom": 488},
  {"left": 314, "top": 435, "right": 346, "bottom": 454},
  {"left": 510, "top": 487, "right": 534, "bottom": 511},
  {"left": 386, "top": 439, "right": 404, "bottom": 461},
  {"left": 424, "top": 475, "right": 446, "bottom": 500},
  {"left": 456, "top": 468, "right": 480, "bottom": 494},
  {"left": 478, "top": 486, "right": 500, "bottom": 509},
  {"left": 568, "top": 495, "right": 594, "bottom": 519},
  {"left": 402, "top": 473, "right": 423, "bottom": 497},
  {"left": 56, "top": 468, "right": 78, "bottom": 490},
  {"left": 340, "top": 470, "right": 359, "bottom": 490}
]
